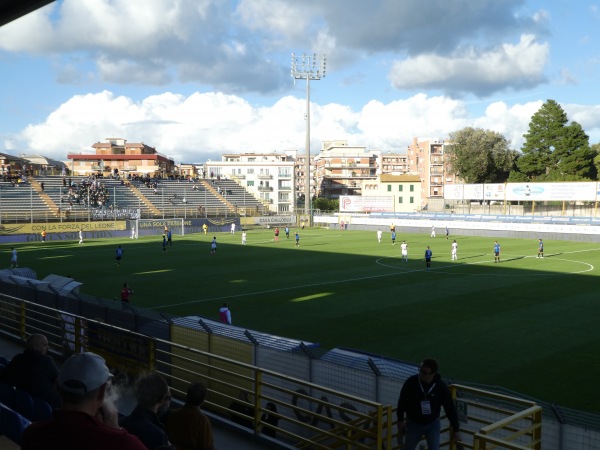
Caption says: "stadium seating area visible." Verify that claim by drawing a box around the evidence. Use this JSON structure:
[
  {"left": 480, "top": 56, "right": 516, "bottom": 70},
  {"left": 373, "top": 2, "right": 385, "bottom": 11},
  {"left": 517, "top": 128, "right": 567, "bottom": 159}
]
[{"left": 0, "top": 175, "right": 268, "bottom": 222}]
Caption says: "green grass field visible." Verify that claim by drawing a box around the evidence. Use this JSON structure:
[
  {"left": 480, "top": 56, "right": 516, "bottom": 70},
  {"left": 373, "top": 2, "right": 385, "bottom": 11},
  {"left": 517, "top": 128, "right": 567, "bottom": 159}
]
[{"left": 10, "top": 228, "right": 600, "bottom": 413}]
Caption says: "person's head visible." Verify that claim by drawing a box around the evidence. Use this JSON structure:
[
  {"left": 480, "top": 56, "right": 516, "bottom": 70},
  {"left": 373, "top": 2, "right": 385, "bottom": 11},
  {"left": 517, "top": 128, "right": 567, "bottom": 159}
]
[
  {"left": 58, "top": 352, "right": 112, "bottom": 410},
  {"left": 186, "top": 382, "right": 208, "bottom": 407},
  {"left": 135, "top": 371, "right": 171, "bottom": 413},
  {"left": 427, "top": 246, "right": 430, "bottom": 249},
  {"left": 453, "top": 240, "right": 456, "bottom": 243},
  {"left": 123, "top": 282, "right": 128, "bottom": 288},
  {"left": 222, "top": 302, "right": 228, "bottom": 309},
  {"left": 27, "top": 333, "right": 49, "bottom": 355},
  {"left": 418, "top": 358, "right": 438, "bottom": 383}
]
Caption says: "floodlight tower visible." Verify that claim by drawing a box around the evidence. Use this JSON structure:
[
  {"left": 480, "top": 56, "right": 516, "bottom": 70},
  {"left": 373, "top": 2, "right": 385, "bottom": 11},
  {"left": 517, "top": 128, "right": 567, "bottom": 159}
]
[{"left": 291, "top": 52, "right": 326, "bottom": 222}]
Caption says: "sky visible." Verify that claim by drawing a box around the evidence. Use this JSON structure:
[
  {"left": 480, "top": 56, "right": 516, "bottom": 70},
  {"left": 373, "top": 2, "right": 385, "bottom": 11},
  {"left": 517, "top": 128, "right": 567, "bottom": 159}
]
[{"left": 1, "top": 0, "right": 600, "bottom": 165}]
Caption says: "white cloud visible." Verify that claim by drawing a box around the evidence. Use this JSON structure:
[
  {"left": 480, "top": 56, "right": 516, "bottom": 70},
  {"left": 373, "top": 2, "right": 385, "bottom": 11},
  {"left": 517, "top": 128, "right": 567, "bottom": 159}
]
[
  {"left": 18, "top": 90, "right": 575, "bottom": 163},
  {"left": 389, "top": 34, "right": 549, "bottom": 97}
]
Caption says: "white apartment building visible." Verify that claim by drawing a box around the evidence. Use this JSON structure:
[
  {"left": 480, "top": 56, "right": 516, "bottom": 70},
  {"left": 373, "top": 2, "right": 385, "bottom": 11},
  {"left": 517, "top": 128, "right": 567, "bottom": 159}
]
[
  {"left": 205, "top": 152, "right": 296, "bottom": 214},
  {"left": 314, "top": 140, "right": 380, "bottom": 198}
]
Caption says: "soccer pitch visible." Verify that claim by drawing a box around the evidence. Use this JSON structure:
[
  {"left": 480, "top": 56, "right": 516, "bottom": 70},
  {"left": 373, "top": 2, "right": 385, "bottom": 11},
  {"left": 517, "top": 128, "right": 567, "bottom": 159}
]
[{"left": 16, "top": 228, "right": 600, "bottom": 413}]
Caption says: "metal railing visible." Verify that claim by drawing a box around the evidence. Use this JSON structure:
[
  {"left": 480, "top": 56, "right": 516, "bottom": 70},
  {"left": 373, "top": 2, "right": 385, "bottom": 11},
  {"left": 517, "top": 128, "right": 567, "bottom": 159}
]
[{"left": 0, "top": 293, "right": 546, "bottom": 450}]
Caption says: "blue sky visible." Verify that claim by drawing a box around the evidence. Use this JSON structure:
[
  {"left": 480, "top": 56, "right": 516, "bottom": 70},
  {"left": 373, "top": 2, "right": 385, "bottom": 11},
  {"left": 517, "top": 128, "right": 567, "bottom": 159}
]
[{"left": 1, "top": 0, "right": 600, "bottom": 164}]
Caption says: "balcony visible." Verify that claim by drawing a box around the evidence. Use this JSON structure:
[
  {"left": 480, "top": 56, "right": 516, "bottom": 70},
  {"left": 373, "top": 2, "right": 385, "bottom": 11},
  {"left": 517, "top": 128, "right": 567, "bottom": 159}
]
[
  {"left": 258, "top": 174, "right": 273, "bottom": 179},
  {"left": 278, "top": 172, "right": 292, "bottom": 178},
  {"left": 231, "top": 174, "right": 246, "bottom": 180},
  {"left": 258, "top": 186, "right": 273, "bottom": 192},
  {"left": 278, "top": 186, "right": 292, "bottom": 191}
]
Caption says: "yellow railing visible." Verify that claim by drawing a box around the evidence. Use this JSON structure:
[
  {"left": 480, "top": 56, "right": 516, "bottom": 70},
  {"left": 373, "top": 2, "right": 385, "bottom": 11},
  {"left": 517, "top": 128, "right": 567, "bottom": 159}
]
[{"left": 0, "top": 294, "right": 543, "bottom": 449}]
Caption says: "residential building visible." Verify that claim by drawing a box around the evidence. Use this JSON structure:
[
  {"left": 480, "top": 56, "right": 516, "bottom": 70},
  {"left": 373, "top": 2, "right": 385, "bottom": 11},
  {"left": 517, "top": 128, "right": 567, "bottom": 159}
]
[
  {"left": 205, "top": 152, "right": 296, "bottom": 213},
  {"left": 362, "top": 174, "right": 422, "bottom": 212},
  {"left": 314, "top": 140, "right": 380, "bottom": 198},
  {"left": 406, "top": 137, "right": 459, "bottom": 210},
  {"left": 379, "top": 152, "right": 408, "bottom": 175},
  {"left": 294, "top": 153, "right": 317, "bottom": 205},
  {"left": 66, "top": 138, "right": 175, "bottom": 177}
]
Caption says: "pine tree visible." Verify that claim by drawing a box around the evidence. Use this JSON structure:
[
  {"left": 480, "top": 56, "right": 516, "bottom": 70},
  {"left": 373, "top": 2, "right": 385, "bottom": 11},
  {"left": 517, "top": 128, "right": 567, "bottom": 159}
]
[{"left": 517, "top": 99, "right": 568, "bottom": 179}]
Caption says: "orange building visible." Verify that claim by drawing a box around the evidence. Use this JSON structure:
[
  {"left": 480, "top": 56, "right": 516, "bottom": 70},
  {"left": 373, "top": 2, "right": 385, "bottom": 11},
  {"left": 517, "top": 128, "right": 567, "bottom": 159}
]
[{"left": 66, "top": 138, "right": 175, "bottom": 177}]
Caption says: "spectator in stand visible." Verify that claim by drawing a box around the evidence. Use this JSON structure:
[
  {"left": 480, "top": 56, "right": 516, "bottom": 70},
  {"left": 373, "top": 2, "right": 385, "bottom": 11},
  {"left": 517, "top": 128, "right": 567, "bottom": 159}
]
[
  {"left": 164, "top": 382, "right": 216, "bottom": 450},
  {"left": 0, "top": 333, "right": 61, "bottom": 408},
  {"left": 120, "top": 371, "right": 173, "bottom": 450},
  {"left": 21, "top": 352, "right": 147, "bottom": 450}
]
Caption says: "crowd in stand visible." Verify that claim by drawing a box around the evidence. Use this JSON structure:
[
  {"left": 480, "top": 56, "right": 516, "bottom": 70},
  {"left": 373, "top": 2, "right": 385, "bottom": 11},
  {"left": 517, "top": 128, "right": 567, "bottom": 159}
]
[
  {"left": 61, "top": 176, "right": 111, "bottom": 209},
  {"left": 1, "top": 334, "right": 218, "bottom": 450}
]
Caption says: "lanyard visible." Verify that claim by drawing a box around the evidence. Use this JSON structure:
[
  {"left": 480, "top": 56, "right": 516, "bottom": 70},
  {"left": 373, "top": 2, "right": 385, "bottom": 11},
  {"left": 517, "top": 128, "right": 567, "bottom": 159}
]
[{"left": 419, "top": 380, "right": 436, "bottom": 399}]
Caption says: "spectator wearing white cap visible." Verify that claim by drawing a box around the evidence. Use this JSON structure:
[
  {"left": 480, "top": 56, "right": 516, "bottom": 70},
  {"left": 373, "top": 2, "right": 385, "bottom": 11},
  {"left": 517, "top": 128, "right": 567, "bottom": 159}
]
[{"left": 21, "top": 352, "right": 147, "bottom": 450}]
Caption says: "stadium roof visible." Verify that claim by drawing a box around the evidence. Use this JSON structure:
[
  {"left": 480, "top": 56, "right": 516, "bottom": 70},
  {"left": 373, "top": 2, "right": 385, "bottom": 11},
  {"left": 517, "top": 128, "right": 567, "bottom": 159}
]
[{"left": 0, "top": 0, "right": 55, "bottom": 28}]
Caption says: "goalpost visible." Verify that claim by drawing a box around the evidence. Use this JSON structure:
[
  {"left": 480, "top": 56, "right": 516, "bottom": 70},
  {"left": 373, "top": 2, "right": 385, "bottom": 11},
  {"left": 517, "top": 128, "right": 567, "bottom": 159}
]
[{"left": 133, "top": 218, "right": 185, "bottom": 238}]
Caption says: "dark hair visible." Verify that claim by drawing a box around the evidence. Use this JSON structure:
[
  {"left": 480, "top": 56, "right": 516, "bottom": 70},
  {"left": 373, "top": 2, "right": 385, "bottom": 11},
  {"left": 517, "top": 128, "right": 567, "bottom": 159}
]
[
  {"left": 421, "top": 358, "right": 438, "bottom": 374},
  {"left": 135, "top": 372, "right": 169, "bottom": 408},
  {"left": 186, "top": 382, "right": 207, "bottom": 406}
]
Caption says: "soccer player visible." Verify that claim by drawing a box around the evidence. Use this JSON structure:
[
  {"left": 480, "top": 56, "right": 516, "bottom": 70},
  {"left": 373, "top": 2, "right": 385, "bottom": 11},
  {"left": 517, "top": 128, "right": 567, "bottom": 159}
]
[
  {"left": 162, "top": 234, "right": 168, "bottom": 253},
  {"left": 78, "top": 229, "right": 84, "bottom": 245},
  {"left": 451, "top": 240, "right": 458, "bottom": 260},
  {"left": 274, "top": 227, "right": 279, "bottom": 243},
  {"left": 391, "top": 230, "right": 396, "bottom": 245},
  {"left": 285, "top": 226, "right": 290, "bottom": 239},
  {"left": 425, "top": 246, "right": 432, "bottom": 271},
  {"left": 377, "top": 229, "right": 382, "bottom": 243},
  {"left": 537, "top": 239, "right": 544, "bottom": 258},
  {"left": 167, "top": 229, "right": 172, "bottom": 246},
  {"left": 401, "top": 241, "right": 408, "bottom": 262},
  {"left": 430, "top": 225, "right": 436, "bottom": 238},
  {"left": 41, "top": 230, "right": 47, "bottom": 242},
  {"left": 295, "top": 232, "right": 300, "bottom": 247},
  {"left": 211, "top": 237, "right": 217, "bottom": 254},
  {"left": 445, "top": 226, "right": 449, "bottom": 240},
  {"left": 121, "top": 282, "right": 134, "bottom": 307},
  {"left": 231, "top": 223, "right": 236, "bottom": 234},
  {"left": 242, "top": 231, "right": 247, "bottom": 245},
  {"left": 115, "top": 245, "right": 124, "bottom": 266},
  {"left": 131, "top": 225, "right": 137, "bottom": 239},
  {"left": 494, "top": 241, "right": 501, "bottom": 263},
  {"left": 203, "top": 223, "right": 208, "bottom": 235},
  {"left": 10, "top": 247, "right": 18, "bottom": 268}
]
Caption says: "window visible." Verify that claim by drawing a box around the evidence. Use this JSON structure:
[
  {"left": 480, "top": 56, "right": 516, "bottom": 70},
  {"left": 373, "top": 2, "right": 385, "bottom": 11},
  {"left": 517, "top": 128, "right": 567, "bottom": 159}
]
[
  {"left": 410, "top": 197, "right": 414, "bottom": 203},
  {"left": 410, "top": 185, "right": 414, "bottom": 192},
  {"left": 247, "top": 168, "right": 254, "bottom": 174},
  {"left": 247, "top": 181, "right": 254, "bottom": 187},
  {"left": 398, "top": 185, "right": 403, "bottom": 192},
  {"left": 387, "top": 185, "right": 392, "bottom": 192},
  {"left": 398, "top": 197, "right": 403, "bottom": 203}
]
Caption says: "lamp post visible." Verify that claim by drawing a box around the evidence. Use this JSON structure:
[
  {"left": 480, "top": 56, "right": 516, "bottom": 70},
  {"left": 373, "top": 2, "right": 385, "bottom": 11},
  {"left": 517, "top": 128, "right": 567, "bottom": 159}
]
[{"left": 291, "top": 52, "right": 326, "bottom": 223}]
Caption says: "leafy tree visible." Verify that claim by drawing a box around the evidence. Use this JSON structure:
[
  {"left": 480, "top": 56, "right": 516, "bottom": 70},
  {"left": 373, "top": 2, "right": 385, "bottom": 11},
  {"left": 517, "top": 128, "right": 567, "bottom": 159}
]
[
  {"left": 313, "top": 197, "right": 338, "bottom": 212},
  {"left": 447, "top": 127, "right": 518, "bottom": 183}
]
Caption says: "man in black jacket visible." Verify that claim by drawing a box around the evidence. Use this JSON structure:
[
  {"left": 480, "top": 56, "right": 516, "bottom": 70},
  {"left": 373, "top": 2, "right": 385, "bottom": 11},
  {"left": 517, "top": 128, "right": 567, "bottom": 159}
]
[
  {"left": 397, "top": 358, "right": 463, "bottom": 450},
  {"left": 0, "top": 333, "right": 60, "bottom": 408}
]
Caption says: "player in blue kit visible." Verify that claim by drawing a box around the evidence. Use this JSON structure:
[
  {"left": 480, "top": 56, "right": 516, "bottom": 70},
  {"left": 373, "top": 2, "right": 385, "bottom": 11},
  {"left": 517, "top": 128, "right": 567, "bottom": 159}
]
[
  {"left": 425, "top": 246, "right": 432, "bottom": 271},
  {"left": 494, "top": 241, "right": 501, "bottom": 263},
  {"left": 537, "top": 239, "right": 544, "bottom": 258}
]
